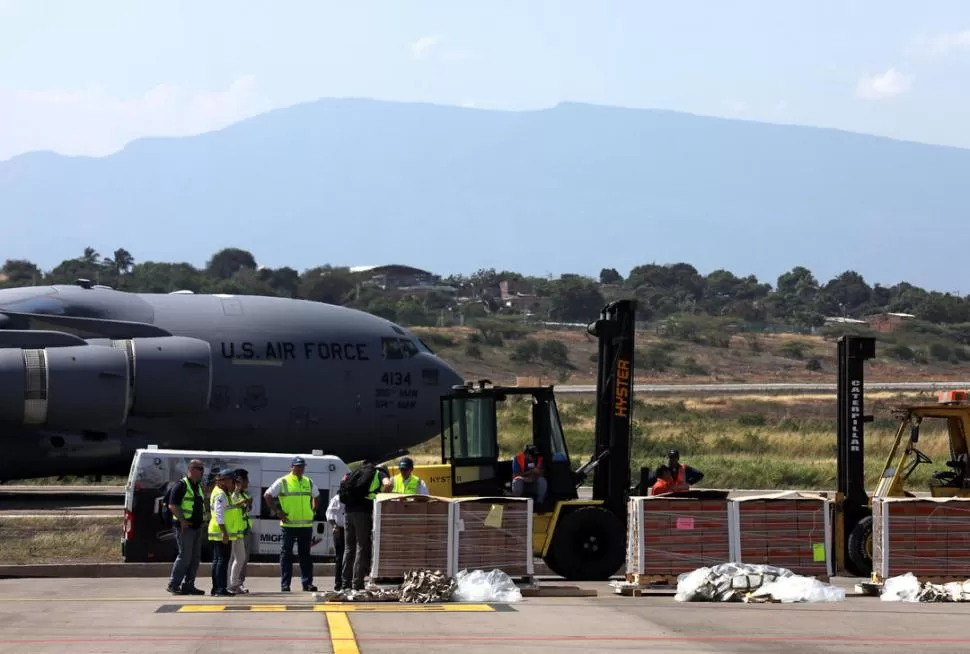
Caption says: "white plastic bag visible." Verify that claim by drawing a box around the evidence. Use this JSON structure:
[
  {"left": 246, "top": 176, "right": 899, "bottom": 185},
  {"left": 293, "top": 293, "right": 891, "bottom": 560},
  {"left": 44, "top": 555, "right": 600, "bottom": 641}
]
[
  {"left": 881, "top": 573, "right": 921, "bottom": 602},
  {"left": 674, "top": 566, "right": 714, "bottom": 602},
  {"left": 453, "top": 569, "right": 522, "bottom": 603},
  {"left": 751, "top": 575, "right": 845, "bottom": 603}
]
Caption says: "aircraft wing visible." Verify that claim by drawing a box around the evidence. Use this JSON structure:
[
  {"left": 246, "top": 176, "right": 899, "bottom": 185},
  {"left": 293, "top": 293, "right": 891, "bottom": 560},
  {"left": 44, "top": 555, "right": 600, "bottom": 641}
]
[
  {"left": 0, "top": 310, "right": 172, "bottom": 340},
  {"left": 0, "top": 330, "right": 90, "bottom": 348}
]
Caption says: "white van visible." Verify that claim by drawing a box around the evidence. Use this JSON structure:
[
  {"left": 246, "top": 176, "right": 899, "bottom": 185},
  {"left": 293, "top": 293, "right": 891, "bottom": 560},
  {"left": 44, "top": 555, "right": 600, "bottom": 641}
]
[{"left": 121, "top": 447, "right": 350, "bottom": 563}]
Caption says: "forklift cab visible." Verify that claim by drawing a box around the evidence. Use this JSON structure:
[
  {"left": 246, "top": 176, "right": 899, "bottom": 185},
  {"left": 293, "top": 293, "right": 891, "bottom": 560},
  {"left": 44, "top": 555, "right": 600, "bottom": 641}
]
[
  {"left": 875, "top": 394, "right": 970, "bottom": 500},
  {"left": 440, "top": 381, "right": 579, "bottom": 511}
]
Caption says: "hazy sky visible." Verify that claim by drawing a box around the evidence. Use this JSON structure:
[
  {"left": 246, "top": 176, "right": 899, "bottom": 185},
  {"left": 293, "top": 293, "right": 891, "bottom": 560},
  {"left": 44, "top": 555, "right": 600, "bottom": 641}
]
[{"left": 1, "top": 0, "right": 969, "bottom": 162}]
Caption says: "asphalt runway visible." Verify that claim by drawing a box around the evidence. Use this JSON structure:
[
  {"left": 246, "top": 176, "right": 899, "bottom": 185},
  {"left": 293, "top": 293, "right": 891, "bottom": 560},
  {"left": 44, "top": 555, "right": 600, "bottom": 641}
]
[{"left": 0, "top": 577, "right": 969, "bottom": 653}]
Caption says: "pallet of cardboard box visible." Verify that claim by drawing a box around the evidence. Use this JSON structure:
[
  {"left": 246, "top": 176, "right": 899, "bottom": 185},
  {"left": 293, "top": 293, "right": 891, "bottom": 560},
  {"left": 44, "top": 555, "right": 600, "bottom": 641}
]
[
  {"left": 624, "top": 490, "right": 832, "bottom": 591},
  {"left": 873, "top": 496, "right": 970, "bottom": 583},
  {"left": 370, "top": 494, "right": 534, "bottom": 583}
]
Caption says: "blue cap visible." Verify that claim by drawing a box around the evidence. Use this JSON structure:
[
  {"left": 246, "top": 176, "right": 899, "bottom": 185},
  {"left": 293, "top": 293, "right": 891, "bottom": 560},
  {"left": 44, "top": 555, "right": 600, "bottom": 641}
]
[{"left": 291, "top": 456, "right": 306, "bottom": 466}]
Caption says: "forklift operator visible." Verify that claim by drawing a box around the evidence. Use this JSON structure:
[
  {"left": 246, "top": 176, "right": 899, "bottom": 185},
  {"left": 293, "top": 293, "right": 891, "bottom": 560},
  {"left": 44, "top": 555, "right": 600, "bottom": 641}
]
[{"left": 511, "top": 444, "right": 548, "bottom": 504}]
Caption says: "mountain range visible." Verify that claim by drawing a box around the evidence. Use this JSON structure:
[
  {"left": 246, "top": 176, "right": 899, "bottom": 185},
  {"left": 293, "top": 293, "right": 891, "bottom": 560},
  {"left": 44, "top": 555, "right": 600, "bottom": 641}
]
[{"left": 1, "top": 98, "right": 967, "bottom": 292}]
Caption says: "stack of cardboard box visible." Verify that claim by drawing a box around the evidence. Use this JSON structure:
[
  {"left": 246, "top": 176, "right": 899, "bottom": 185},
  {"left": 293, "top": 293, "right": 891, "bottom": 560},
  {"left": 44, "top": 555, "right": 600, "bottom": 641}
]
[
  {"left": 873, "top": 496, "right": 970, "bottom": 581},
  {"left": 454, "top": 497, "right": 533, "bottom": 577},
  {"left": 730, "top": 492, "right": 831, "bottom": 578},
  {"left": 370, "top": 495, "right": 453, "bottom": 580}
]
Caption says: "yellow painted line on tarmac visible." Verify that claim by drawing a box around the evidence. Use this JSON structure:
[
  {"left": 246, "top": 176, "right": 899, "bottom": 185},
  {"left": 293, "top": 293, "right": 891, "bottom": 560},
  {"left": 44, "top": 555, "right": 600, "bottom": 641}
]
[
  {"left": 166, "top": 603, "right": 497, "bottom": 613},
  {"left": 326, "top": 612, "right": 360, "bottom": 654},
  {"left": 178, "top": 605, "right": 225, "bottom": 613}
]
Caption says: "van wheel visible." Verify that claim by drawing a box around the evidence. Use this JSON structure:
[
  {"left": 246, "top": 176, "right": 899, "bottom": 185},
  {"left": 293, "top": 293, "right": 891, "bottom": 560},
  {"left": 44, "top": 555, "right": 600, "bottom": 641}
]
[
  {"left": 545, "top": 507, "right": 625, "bottom": 581},
  {"left": 847, "top": 515, "right": 873, "bottom": 577}
]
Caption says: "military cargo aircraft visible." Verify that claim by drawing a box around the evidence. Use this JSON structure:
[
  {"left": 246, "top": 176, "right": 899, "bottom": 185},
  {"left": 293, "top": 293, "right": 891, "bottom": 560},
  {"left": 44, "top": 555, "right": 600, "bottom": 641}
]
[{"left": 0, "top": 281, "right": 465, "bottom": 481}]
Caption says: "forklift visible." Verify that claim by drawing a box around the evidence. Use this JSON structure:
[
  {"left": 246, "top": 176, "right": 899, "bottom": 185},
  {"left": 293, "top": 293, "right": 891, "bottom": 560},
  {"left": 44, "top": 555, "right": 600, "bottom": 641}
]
[
  {"left": 834, "top": 334, "right": 970, "bottom": 578},
  {"left": 433, "top": 299, "right": 650, "bottom": 581}
]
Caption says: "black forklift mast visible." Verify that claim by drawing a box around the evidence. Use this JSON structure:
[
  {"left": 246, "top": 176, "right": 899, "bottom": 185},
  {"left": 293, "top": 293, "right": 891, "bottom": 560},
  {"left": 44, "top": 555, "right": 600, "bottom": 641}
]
[
  {"left": 836, "top": 334, "right": 876, "bottom": 564},
  {"left": 583, "top": 299, "right": 637, "bottom": 517}
]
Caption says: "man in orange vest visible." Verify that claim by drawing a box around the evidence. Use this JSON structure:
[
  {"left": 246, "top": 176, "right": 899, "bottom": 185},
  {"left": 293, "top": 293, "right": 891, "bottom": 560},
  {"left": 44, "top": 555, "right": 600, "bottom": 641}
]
[
  {"left": 651, "top": 465, "right": 690, "bottom": 495},
  {"left": 664, "top": 449, "right": 704, "bottom": 488},
  {"left": 511, "top": 444, "right": 547, "bottom": 504}
]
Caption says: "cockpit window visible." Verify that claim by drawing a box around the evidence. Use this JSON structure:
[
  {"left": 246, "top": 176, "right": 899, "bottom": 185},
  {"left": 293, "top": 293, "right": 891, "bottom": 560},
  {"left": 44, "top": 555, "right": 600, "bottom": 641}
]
[
  {"left": 400, "top": 339, "right": 419, "bottom": 357},
  {"left": 382, "top": 337, "right": 420, "bottom": 359}
]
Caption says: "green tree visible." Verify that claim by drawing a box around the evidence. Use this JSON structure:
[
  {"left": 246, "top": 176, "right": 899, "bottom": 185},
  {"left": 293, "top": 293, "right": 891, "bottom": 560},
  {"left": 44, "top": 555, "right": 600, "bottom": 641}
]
[
  {"left": 550, "top": 275, "right": 604, "bottom": 322},
  {"left": 206, "top": 248, "right": 257, "bottom": 280}
]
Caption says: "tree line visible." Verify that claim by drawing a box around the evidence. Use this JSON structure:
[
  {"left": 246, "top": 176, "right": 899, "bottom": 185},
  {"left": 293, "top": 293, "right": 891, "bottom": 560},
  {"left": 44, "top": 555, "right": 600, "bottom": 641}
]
[{"left": 2, "top": 247, "right": 969, "bottom": 334}]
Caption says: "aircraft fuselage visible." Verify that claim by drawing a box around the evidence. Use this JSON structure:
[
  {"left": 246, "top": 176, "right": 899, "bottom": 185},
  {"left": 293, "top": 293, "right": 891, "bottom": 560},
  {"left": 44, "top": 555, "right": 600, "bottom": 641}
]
[{"left": 0, "top": 284, "right": 464, "bottom": 480}]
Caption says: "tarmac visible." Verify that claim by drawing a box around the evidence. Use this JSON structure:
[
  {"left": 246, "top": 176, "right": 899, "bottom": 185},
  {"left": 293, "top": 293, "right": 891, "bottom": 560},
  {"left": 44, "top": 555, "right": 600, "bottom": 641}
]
[{"left": 2, "top": 575, "right": 970, "bottom": 653}]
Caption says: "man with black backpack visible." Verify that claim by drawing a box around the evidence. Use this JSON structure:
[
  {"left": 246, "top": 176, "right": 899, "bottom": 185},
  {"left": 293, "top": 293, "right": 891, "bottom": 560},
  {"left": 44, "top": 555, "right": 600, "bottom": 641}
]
[
  {"left": 165, "top": 459, "right": 206, "bottom": 595},
  {"left": 338, "top": 459, "right": 391, "bottom": 591}
]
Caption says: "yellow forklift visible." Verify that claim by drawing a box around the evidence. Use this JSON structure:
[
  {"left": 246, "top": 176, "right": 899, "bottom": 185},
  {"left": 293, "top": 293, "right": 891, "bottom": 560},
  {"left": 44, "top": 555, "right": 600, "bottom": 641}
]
[
  {"left": 418, "top": 299, "right": 658, "bottom": 581},
  {"left": 834, "top": 335, "right": 970, "bottom": 577}
]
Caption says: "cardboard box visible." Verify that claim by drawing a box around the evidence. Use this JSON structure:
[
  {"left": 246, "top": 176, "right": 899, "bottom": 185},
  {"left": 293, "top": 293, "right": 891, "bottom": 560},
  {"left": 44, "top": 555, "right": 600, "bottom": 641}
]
[
  {"left": 729, "top": 491, "right": 832, "bottom": 578},
  {"left": 453, "top": 497, "right": 533, "bottom": 577},
  {"left": 626, "top": 495, "right": 732, "bottom": 577},
  {"left": 370, "top": 494, "right": 453, "bottom": 579},
  {"left": 873, "top": 496, "right": 970, "bottom": 581}
]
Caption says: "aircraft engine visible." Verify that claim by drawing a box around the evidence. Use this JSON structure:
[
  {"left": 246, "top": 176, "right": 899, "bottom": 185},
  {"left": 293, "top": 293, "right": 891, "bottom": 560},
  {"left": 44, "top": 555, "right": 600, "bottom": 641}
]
[
  {"left": 0, "top": 336, "right": 212, "bottom": 429},
  {"left": 107, "top": 336, "right": 212, "bottom": 417},
  {"left": 0, "top": 345, "right": 130, "bottom": 428}
]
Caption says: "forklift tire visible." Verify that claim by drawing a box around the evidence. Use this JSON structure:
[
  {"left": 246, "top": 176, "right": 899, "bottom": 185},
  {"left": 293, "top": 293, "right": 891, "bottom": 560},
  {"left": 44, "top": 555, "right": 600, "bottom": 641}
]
[
  {"left": 847, "top": 515, "right": 873, "bottom": 578},
  {"left": 544, "top": 506, "right": 625, "bottom": 581}
]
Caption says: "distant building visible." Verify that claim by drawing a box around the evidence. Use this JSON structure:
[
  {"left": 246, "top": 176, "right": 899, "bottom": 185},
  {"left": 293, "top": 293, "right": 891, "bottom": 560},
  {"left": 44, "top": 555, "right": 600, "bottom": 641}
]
[
  {"left": 824, "top": 316, "right": 868, "bottom": 326},
  {"left": 499, "top": 278, "right": 550, "bottom": 316},
  {"left": 866, "top": 312, "right": 915, "bottom": 333},
  {"left": 350, "top": 264, "right": 438, "bottom": 290}
]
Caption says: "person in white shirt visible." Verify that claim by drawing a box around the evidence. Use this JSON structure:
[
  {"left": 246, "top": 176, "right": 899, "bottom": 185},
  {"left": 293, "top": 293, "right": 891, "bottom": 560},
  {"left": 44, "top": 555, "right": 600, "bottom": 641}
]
[{"left": 326, "top": 476, "right": 347, "bottom": 591}]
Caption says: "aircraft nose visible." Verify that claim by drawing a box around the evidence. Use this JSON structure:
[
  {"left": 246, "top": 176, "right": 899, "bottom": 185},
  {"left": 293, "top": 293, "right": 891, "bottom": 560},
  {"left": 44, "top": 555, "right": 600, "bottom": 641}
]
[{"left": 432, "top": 357, "right": 465, "bottom": 392}]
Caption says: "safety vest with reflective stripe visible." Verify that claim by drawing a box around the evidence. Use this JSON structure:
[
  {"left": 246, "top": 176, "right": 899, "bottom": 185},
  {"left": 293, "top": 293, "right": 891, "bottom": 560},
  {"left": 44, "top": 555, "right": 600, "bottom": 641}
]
[
  {"left": 232, "top": 489, "right": 252, "bottom": 533},
  {"left": 673, "top": 464, "right": 687, "bottom": 485},
  {"left": 207, "top": 486, "right": 244, "bottom": 541},
  {"left": 278, "top": 473, "right": 314, "bottom": 527},
  {"left": 179, "top": 476, "right": 198, "bottom": 522},
  {"left": 391, "top": 474, "right": 420, "bottom": 494}
]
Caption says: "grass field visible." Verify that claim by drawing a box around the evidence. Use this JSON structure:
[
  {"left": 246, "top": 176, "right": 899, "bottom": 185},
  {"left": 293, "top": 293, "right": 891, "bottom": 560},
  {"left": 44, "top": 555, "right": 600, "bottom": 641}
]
[
  {"left": 406, "top": 391, "right": 951, "bottom": 490},
  {"left": 0, "top": 517, "right": 120, "bottom": 564}
]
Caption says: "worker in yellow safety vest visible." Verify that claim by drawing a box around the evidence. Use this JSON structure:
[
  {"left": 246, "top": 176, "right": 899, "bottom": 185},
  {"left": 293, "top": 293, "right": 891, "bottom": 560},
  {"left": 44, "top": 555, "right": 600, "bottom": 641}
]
[
  {"left": 390, "top": 457, "right": 429, "bottom": 495},
  {"left": 207, "top": 469, "right": 241, "bottom": 596},
  {"left": 263, "top": 456, "right": 320, "bottom": 592},
  {"left": 228, "top": 468, "right": 253, "bottom": 594}
]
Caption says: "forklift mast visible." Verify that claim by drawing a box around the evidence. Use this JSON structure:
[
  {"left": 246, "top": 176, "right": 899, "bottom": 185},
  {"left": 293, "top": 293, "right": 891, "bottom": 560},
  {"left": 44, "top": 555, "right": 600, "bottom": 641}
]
[
  {"left": 836, "top": 334, "right": 875, "bottom": 570},
  {"left": 586, "top": 299, "right": 637, "bottom": 516}
]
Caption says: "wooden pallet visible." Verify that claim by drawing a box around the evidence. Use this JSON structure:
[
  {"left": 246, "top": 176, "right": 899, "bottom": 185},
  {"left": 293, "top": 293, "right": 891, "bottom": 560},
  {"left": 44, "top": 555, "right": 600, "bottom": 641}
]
[
  {"left": 614, "top": 573, "right": 680, "bottom": 596},
  {"left": 624, "top": 573, "right": 679, "bottom": 586}
]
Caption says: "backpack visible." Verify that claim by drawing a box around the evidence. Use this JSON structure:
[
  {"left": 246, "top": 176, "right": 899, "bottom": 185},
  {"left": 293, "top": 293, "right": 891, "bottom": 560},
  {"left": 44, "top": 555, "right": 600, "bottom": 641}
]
[
  {"left": 159, "top": 480, "right": 180, "bottom": 528},
  {"left": 338, "top": 462, "right": 376, "bottom": 504}
]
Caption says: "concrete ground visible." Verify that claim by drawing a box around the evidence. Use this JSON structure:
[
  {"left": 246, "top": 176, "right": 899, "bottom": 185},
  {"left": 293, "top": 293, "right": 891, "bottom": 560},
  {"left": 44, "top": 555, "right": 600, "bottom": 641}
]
[{"left": 2, "top": 577, "right": 970, "bottom": 653}]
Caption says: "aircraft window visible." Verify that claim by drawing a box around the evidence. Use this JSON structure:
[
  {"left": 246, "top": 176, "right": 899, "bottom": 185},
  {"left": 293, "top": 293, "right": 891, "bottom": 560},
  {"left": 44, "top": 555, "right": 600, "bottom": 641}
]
[
  {"left": 382, "top": 337, "right": 419, "bottom": 359},
  {"left": 414, "top": 338, "right": 434, "bottom": 354},
  {"left": 398, "top": 339, "right": 419, "bottom": 358},
  {"left": 382, "top": 337, "right": 404, "bottom": 359}
]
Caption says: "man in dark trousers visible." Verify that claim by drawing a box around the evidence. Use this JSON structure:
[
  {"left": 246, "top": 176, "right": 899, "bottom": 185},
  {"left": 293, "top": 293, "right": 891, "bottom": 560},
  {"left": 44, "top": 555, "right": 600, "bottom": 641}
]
[
  {"left": 341, "top": 462, "right": 391, "bottom": 591},
  {"left": 326, "top": 474, "right": 348, "bottom": 591},
  {"left": 166, "top": 459, "right": 207, "bottom": 595}
]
